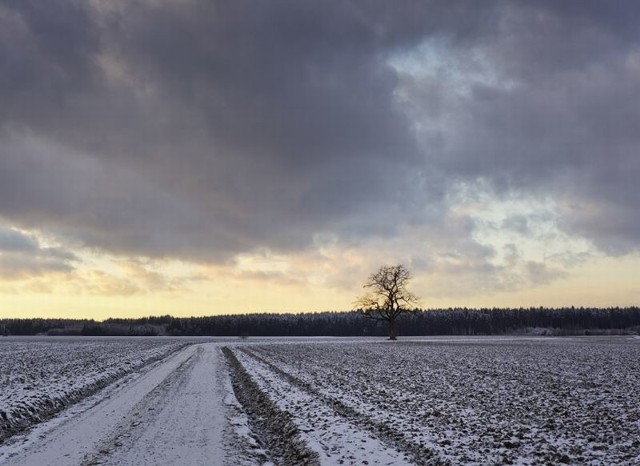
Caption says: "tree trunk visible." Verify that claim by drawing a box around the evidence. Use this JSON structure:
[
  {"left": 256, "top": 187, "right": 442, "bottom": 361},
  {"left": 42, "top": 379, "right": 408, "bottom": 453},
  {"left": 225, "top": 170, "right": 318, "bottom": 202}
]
[{"left": 388, "top": 318, "right": 397, "bottom": 340}]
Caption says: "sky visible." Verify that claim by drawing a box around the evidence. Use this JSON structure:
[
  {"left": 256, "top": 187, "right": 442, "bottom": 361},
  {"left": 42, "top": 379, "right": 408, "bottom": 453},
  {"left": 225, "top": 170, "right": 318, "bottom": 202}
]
[{"left": 1, "top": 0, "right": 639, "bottom": 319}]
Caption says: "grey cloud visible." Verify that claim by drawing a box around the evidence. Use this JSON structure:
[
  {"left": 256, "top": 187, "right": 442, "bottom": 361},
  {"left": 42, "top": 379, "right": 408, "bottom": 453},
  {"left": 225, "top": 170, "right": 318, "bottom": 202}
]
[
  {"left": 0, "top": 1, "right": 100, "bottom": 128},
  {"left": 0, "top": 227, "right": 38, "bottom": 252},
  {"left": 407, "top": 1, "right": 640, "bottom": 253},
  {"left": 525, "top": 261, "right": 567, "bottom": 286},
  {"left": 502, "top": 216, "right": 529, "bottom": 235},
  {"left": 0, "top": 225, "right": 77, "bottom": 279},
  {"left": 0, "top": 0, "right": 639, "bottom": 264},
  {"left": 0, "top": 254, "right": 74, "bottom": 279},
  {"left": 0, "top": 0, "right": 452, "bottom": 260}
]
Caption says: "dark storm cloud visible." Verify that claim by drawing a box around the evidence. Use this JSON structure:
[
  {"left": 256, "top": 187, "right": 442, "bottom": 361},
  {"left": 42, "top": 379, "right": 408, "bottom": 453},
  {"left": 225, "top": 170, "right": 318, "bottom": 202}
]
[
  {"left": 0, "top": 0, "right": 452, "bottom": 259},
  {"left": 0, "top": 0, "right": 639, "bottom": 261}
]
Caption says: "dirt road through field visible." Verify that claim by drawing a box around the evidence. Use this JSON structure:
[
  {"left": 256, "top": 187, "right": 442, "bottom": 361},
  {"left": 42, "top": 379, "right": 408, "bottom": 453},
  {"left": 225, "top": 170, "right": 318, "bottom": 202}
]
[{"left": 2, "top": 344, "right": 232, "bottom": 466}]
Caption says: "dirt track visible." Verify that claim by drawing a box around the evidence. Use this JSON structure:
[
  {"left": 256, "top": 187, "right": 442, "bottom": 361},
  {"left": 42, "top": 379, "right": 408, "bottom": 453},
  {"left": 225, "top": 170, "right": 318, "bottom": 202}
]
[{"left": 1, "top": 344, "right": 235, "bottom": 466}]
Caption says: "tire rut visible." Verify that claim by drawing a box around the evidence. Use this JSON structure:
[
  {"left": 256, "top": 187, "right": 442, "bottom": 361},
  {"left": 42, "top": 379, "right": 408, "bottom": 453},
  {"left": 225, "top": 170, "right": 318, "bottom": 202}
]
[
  {"left": 238, "top": 347, "right": 447, "bottom": 466},
  {"left": 0, "top": 344, "right": 191, "bottom": 445},
  {"left": 81, "top": 347, "right": 201, "bottom": 466},
  {"left": 222, "top": 347, "right": 319, "bottom": 466}
]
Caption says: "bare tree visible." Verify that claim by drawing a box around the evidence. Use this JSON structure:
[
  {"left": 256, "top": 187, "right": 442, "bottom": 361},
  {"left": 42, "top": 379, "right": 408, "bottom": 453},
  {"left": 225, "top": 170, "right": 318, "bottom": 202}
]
[{"left": 355, "top": 264, "right": 420, "bottom": 340}]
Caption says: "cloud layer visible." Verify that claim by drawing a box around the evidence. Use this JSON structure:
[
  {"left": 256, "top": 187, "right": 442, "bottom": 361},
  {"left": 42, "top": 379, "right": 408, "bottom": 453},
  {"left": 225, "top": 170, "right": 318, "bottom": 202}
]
[
  {"left": 1, "top": 1, "right": 638, "bottom": 293},
  {"left": 0, "top": 225, "right": 76, "bottom": 279}
]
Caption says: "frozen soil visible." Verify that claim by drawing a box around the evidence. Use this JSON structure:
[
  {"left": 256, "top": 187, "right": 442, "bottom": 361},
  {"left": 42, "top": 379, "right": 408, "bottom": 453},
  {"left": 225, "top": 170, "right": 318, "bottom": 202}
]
[
  {"left": 231, "top": 346, "right": 419, "bottom": 465},
  {"left": 231, "top": 337, "right": 640, "bottom": 465}
]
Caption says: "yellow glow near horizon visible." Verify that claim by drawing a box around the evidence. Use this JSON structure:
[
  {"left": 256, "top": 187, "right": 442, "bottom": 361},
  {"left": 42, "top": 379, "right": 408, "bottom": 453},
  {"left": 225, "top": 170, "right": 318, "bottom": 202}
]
[
  {"left": 1, "top": 208, "right": 639, "bottom": 320},
  {"left": 0, "top": 275, "right": 355, "bottom": 320},
  {"left": 0, "top": 249, "right": 638, "bottom": 320}
]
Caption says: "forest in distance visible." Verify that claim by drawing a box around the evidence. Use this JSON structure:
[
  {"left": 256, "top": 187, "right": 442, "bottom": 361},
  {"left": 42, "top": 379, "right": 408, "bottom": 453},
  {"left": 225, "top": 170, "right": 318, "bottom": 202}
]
[{"left": 2, "top": 307, "right": 640, "bottom": 338}]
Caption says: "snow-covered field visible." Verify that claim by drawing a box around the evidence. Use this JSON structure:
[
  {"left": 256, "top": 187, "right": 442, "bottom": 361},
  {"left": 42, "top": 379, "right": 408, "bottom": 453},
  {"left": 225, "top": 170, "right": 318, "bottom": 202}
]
[
  {"left": 229, "top": 336, "right": 640, "bottom": 465},
  {"left": 0, "top": 337, "right": 189, "bottom": 442},
  {"left": 1, "top": 336, "right": 639, "bottom": 465}
]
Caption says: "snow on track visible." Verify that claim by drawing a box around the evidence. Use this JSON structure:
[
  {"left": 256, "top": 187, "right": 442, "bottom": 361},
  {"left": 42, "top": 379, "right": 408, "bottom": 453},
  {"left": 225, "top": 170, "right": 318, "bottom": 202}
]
[
  {"left": 1, "top": 344, "right": 236, "bottom": 466},
  {"left": 0, "top": 337, "right": 189, "bottom": 441}
]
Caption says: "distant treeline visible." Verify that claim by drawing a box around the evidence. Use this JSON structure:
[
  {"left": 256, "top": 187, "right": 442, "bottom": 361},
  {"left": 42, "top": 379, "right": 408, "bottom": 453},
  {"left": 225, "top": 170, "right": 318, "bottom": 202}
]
[{"left": 2, "top": 307, "right": 640, "bottom": 337}]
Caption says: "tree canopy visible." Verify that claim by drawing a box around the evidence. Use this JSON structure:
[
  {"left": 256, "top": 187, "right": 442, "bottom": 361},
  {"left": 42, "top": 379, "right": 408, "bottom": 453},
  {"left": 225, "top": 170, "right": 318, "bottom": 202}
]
[{"left": 355, "top": 264, "right": 420, "bottom": 340}]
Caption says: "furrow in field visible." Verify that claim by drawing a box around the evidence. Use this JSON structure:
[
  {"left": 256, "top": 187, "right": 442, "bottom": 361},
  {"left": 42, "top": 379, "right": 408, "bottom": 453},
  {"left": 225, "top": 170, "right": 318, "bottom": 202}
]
[
  {"left": 247, "top": 341, "right": 640, "bottom": 465},
  {"left": 234, "top": 347, "right": 435, "bottom": 465},
  {"left": 222, "top": 347, "right": 320, "bottom": 466}
]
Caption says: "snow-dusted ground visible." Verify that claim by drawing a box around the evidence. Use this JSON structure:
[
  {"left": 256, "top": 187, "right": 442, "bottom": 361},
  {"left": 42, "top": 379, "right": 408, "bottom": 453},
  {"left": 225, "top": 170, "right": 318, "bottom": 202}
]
[
  {"left": 233, "top": 347, "right": 413, "bottom": 465},
  {"left": 229, "top": 336, "right": 640, "bottom": 465},
  {"left": 0, "top": 341, "right": 259, "bottom": 466},
  {"left": 1, "top": 336, "right": 639, "bottom": 465},
  {"left": 0, "top": 337, "right": 190, "bottom": 442}
]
